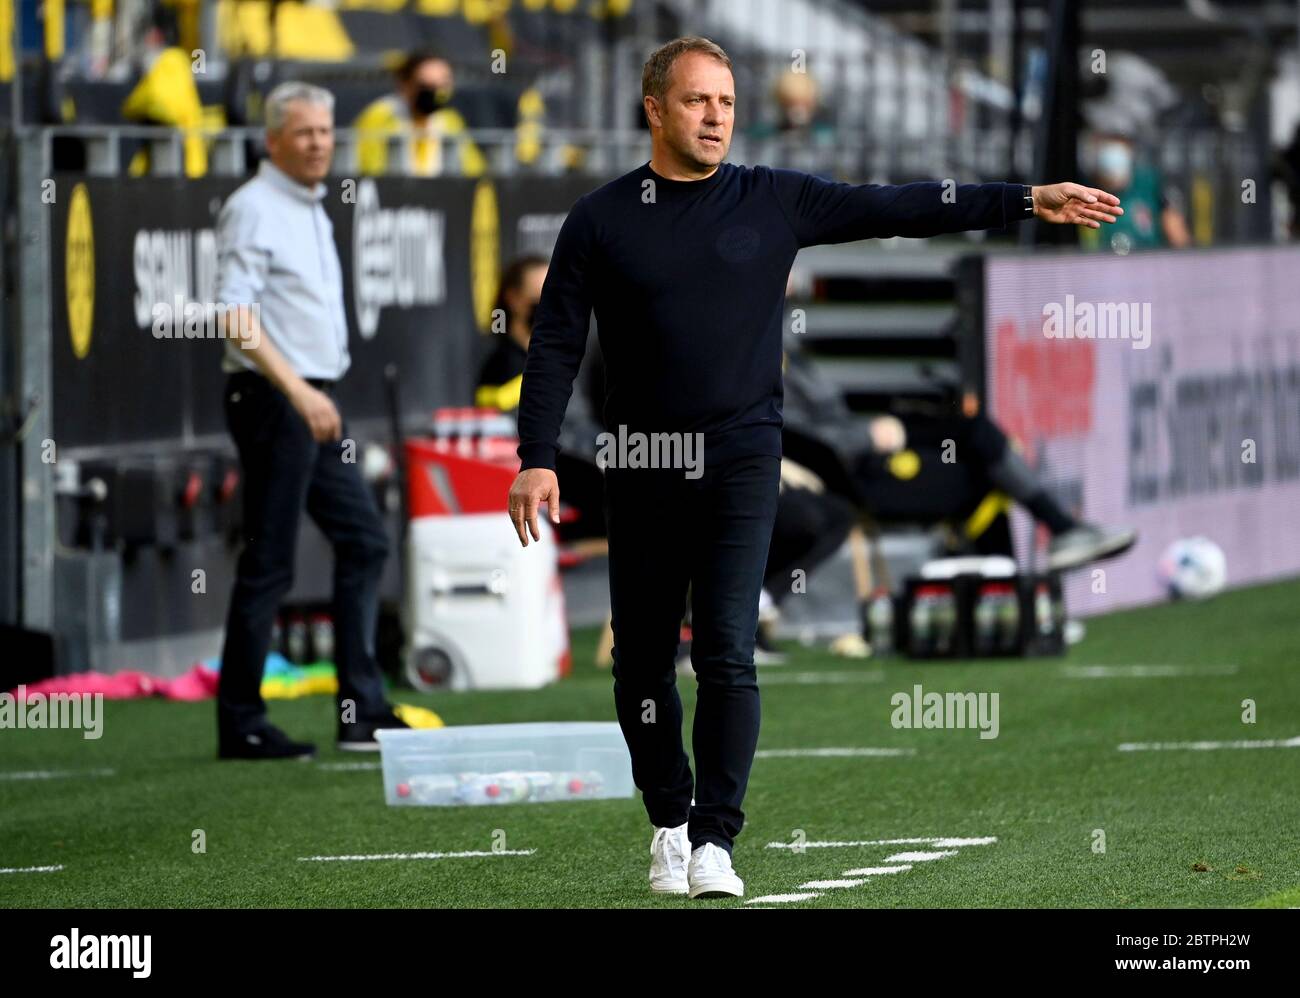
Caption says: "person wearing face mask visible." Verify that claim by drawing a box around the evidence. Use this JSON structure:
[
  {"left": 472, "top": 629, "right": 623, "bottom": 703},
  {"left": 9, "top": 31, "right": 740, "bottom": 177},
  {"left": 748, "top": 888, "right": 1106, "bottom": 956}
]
[
  {"left": 354, "top": 50, "right": 486, "bottom": 177},
  {"left": 1082, "top": 130, "right": 1191, "bottom": 253}
]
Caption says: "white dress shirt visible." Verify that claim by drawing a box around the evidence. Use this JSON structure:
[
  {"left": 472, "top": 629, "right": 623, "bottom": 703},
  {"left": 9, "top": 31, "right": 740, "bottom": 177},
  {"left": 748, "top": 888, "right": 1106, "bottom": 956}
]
[{"left": 216, "top": 159, "right": 350, "bottom": 380}]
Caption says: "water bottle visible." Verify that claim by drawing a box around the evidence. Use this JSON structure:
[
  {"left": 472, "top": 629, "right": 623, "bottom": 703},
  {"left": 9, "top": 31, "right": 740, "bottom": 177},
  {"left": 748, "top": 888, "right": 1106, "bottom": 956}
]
[
  {"left": 996, "top": 586, "right": 1020, "bottom": 654},
  {"left": 309, "top": 613, "right": 334, "bottom": 664},
  {"left": 285, "top": 614, "right": 308, "bottom": 664},
  {"left": 973, "top": 585, "right": 998, "bottom": 655},
  {"left": 909, "top": 588, "right": 934, "bottom": 656},
  {"left": 401, "top": 774, "right": 459, "bottom": 805},
  {"left": 931, "top": 585, "right": 956, "bottom": 656},
  {"left": 1034, "top": 582, "right": 1054, "bottom": 637},
  {"left": 866, "top": 589, "right": 894, "bottom": 656},
  {"left": 455, "top": 772, "right": 531, "bottom": 805}
]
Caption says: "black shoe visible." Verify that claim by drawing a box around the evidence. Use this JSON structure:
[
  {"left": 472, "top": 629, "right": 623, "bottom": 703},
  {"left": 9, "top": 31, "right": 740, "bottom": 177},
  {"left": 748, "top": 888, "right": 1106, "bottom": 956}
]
[
  {"left": 337, "top": 709, "right": 410, "bottom": 752},
  {"left": 218, "top": 724, "right": 316, "bottom": 761}
]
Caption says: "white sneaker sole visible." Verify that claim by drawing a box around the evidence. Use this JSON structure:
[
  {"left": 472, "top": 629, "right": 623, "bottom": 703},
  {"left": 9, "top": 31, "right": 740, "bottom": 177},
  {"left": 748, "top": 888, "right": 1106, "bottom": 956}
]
[
  {"left": 689, "top": 878, "right": 744, "bottom": 899},
  {"left": 650, "top": 880, "right": 689, "bottom": 895},
  {"left": 1048, "top": 530, "right": 1136, "bottom": 571}
]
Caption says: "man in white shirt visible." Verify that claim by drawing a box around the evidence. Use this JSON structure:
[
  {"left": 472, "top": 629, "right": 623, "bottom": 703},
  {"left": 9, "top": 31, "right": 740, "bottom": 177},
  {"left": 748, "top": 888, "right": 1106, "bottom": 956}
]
[{"left": 215, "top": 82, "right": 404, "bottom": 760}]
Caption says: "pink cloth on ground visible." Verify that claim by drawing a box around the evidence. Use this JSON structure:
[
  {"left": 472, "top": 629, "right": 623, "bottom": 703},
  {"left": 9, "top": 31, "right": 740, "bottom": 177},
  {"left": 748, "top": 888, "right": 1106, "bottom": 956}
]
[{"left": 7, "top": 665, "right": 220, "bottom": 702}]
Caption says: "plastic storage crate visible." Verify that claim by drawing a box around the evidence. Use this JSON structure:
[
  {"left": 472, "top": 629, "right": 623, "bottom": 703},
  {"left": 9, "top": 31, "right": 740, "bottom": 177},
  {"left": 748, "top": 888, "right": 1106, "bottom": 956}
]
[{"left": 377, "top": 722, "right": 635, "bottom": 806}]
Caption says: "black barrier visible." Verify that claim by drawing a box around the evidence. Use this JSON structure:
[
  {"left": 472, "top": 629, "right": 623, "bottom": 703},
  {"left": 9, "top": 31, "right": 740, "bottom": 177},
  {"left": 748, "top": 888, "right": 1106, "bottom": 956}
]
[{"left": 48, "top": 172, "right": 602, "bottom": 450}]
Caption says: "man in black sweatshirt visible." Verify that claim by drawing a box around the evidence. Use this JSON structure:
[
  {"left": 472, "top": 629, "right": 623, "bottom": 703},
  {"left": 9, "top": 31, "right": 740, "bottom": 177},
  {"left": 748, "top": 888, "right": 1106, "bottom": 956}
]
[{"left": 507, "top": 36, "right": 1123, "bottom": 900}]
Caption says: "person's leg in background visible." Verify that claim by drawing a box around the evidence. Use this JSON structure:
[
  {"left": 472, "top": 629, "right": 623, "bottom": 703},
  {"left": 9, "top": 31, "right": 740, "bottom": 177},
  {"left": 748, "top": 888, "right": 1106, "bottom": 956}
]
[
  {"left": 923, "top": 413, "right": 1136, "bottom": 569},
  {"left": 305, "top": 414, "right": 397, "bottom": 745},
  {"left": 763, "top": 485, "right": 857, "bottom": 608},
  {"left": 217, "top": 373, "right": 317, "bottom": 758},
  {"left": 686, "top": 454, "right": 781, "bottom": 858},
  {"left": 604, "top": 466, "right": 696, "bottom": 835}
]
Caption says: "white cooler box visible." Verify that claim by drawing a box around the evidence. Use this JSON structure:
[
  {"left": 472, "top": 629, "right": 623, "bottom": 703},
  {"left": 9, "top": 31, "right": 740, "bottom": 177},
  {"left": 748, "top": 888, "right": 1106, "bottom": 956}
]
[{"left": 403, "top": 511, "right": 569, "bottom": 690}]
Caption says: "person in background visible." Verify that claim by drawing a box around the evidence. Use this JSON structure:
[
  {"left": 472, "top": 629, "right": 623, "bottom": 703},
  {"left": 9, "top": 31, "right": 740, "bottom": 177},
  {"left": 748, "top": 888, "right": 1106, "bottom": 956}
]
[
  {"left": 748, "top": 70, "right": 836, "bottom": 149},
  {"left": 354, "top": 50, "right": 486, "bottom": 177},
  {"left": 477, "top": 255, "right": 549, "bottom": 411},
  {"left": 214, "top": 81, "right": 407, "bottom": 760},
  {"left": 1082, "top": 129, "right": 1191, "bottom": 253}
]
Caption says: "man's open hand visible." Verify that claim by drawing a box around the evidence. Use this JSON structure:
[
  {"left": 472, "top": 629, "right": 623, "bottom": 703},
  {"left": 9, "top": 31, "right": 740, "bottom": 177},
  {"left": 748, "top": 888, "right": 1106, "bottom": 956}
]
[
  {"left": 508, "top": 468, "right": 560, "bottom": 547},
  {"left": 1032, "top": 183, "right": 1123, "bottom": 228}
]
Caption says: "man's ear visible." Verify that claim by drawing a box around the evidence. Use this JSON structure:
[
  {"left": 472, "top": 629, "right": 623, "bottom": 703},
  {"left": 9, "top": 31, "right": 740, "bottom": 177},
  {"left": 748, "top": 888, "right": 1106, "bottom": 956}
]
[{"left": 643, "top": 95, "right": 660, "bottom": 130}]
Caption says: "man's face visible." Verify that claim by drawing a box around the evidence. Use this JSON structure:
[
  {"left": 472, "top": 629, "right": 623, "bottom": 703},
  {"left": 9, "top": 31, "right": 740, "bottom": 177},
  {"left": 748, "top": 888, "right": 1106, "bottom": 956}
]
[
  {"left": 266, "top": 100, "right": 334, "bottom": 185},
  {"left": 646, "top": 51, "right": 734, "bottom": 171}
]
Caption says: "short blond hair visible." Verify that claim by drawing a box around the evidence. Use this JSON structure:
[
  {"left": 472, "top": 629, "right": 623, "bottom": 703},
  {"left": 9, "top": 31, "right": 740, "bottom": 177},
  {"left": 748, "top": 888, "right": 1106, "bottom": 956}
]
[{"left": 642, "top": 36, "right": 732, "bottom": 103}]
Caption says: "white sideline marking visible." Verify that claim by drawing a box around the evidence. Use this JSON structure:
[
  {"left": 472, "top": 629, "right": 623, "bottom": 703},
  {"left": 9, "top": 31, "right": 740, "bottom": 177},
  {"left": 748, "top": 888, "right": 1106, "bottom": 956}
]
[
  {"left": 745, "top": 892, "right": 822, "bottom": 905},
  {"left": 843, "top": 865, "right": 912, "bottom": 876},
  {"left": 755, "top": 747, "right": 915, "bottom": 759},
  {"left": 766, "top": 836, "right": 997, "bottom": 850},
  {"left": 317, "top": 762, "right": 382, "bottom": 771},
  {"left": 0, "top": 865, "right": 64, "bottom": 874},
  {"left": 1118, "top": 735, "right": 1300, "bottom": 752},
  {"left": 760, "top": 671, "right": 885, "bottom": 686},
  {"left": 884, "top": 850, "right": 957, "bottom": 862},
  {"left": 1063, "top": 664, "right": 1238, "bottom": 679},
  {"left": 799, "top": 879, "right": 866, "bottom": 889},
  {"left": 298, "top": 849, "right": 536, "bottom": 862},
  {"left": 0, "top": 768, "right": 116, "bottom": 781}
]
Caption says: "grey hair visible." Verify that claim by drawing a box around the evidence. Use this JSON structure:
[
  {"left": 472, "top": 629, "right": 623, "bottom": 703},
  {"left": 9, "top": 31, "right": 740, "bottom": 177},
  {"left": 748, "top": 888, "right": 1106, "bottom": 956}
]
[{"left": 264, "top": 81, "right": 335, "bottom": 131}]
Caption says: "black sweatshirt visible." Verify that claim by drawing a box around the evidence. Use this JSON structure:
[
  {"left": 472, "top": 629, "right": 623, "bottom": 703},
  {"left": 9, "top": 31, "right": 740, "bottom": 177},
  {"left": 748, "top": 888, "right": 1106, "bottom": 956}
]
[{"left": 517, "top": 162, "right": 1033, "bottom": 472}]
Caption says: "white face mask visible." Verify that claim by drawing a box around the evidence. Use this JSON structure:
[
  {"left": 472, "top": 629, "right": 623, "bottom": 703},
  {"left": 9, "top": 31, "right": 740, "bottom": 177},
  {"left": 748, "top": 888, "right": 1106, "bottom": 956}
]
[{"left": 1097, "top": 141, "right": 1134, "bottom": 184}]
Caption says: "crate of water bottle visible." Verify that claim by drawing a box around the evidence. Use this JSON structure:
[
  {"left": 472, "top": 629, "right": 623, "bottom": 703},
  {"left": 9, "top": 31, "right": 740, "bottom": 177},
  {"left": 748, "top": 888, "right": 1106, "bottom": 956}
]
[{"left": 376, "top": 722, "right": 635, "bottom": 806}]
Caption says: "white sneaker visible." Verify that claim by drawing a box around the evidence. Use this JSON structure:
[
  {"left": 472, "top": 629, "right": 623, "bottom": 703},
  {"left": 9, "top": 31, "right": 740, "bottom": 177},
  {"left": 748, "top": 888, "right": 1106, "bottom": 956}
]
[
  {"left": 687, "top": 842, "right": 744, "bottom": 899},
  {"left": 649, "top": 822, "right": 690, "bottom": 894}
]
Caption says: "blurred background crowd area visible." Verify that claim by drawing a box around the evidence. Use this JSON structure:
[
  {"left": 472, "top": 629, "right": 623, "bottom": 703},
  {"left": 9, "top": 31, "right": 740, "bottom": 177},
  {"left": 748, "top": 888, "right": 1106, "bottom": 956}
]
[{"left": 2, "top": 0, "right": 1299, "bottom": 244}]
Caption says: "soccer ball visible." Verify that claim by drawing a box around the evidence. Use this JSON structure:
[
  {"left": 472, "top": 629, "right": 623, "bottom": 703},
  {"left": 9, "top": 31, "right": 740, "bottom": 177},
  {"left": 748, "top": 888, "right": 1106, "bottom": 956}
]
[{"left": 1157, "top": 537, "right": 1227, "bottom": 601}]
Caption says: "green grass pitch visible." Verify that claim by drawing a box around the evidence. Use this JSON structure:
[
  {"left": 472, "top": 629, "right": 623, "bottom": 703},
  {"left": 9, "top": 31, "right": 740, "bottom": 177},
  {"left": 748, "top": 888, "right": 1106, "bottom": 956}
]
[{"left": 2, "top": 578, "right": 1297, "bottom": 908}]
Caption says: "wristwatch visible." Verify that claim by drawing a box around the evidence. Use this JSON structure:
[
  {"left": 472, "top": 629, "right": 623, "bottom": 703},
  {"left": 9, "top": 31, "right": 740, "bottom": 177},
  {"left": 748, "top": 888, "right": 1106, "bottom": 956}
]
[{"left": 1022, "top": 184, "right": 1036, "bottom": 218}]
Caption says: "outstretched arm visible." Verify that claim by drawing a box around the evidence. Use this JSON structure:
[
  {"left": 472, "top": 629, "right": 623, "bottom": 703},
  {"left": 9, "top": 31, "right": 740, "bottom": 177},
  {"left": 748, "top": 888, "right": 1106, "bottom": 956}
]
[{"left": 767, "top": 169, "right": 1122, "bottom": 246}]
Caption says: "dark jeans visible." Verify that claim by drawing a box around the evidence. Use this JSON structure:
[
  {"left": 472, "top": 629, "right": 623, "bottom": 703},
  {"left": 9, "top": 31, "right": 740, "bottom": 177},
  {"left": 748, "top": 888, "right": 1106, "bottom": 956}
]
[
  {"left": 218, "top": 371, "right": 391, "bottom": 738},
  {"left": 603, "top": 453, "right": 780, "bottom": 854}
]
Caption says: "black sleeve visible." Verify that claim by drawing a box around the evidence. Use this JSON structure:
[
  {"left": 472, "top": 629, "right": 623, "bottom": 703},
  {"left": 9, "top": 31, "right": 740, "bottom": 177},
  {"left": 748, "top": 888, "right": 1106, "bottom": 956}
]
[
  {"left": 767, "top": 168, "right": 1032, "bottom": 247},
  {"left": 516, "top": 196, "right": 596, "bottom": 471}
]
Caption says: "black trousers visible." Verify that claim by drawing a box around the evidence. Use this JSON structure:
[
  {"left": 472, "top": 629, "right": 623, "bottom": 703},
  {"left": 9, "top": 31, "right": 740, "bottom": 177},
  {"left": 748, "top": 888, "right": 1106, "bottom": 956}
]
[
  {"left": 218, "top": 371, "right": 391, "bottom": 737},
  {"left": 604, "top": 453, "right": 781, "bottom": 854},
  {"left": 764, "top": 486, "right": 857, "bottom": 605}
]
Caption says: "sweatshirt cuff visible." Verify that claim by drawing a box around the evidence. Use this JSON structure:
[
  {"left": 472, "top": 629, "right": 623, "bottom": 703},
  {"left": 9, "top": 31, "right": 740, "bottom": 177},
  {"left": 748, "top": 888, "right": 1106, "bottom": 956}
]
[
  {"left": 1002, "top": 182, "right": 1035, "bottom": 226},
  {"left": 517, "top": 442, "right": 559, "bottom": 472}
]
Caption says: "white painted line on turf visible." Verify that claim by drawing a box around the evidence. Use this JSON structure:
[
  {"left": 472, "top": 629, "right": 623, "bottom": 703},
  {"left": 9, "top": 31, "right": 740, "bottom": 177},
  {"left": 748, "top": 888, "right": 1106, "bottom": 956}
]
[
  {"left": 843, "top": 865, "right": 912, "bottom": 876},
  {"left": 799, "top": 879, "right": 867, "bottom": 889},
  {"left": 1118, "top": 735, "right": 1300, "bottom": 752},
  {"left": 754, "top": 747, "right": 915, "bottom": 759},
  {"left": 1063, "top": 664, "right": 1238, "bottom": 679},
  {"left": 766, "top": 836, "right": 997, "bottom": 850},
  {"left": 298, "top": 849, "right": 536, "bottom": 863},
  {"left": 745, "top": 892, "right": 822, "bottom": 904},
  {"left": 0, "top": 865, "right": 64, "bottom": 874},
  {"left": 760, "top": 671, "right": 885, "bottom": 685},
  {"left": 884, "top": 850, "right": 957, "bottom": 862},
  {"left": 317, "top": 761, "right": 382, "bottom": 771},
  {"left": 0, "top": 768, "right": 116, "bottom": 781}
]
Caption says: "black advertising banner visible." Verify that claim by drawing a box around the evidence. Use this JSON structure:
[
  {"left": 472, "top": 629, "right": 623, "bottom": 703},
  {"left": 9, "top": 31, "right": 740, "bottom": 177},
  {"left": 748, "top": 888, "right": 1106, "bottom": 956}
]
[{"left": 47, "top": 172, "right": 610, "bottom": 452}]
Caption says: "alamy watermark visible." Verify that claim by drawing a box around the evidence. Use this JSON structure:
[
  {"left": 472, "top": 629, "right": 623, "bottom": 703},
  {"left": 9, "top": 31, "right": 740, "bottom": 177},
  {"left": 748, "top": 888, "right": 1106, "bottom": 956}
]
[
  {"left": 0, "top": 687, "right": 103, "bottom": 739},
  {"left": 151, "top": 296, "right": 261, "bottom": 349},
  {"left": 890, "top": 683, "right": 999, "bottom": 739},
  {"left": 595, "top": 426, "right": 704, "bottom": 479},
  {"left": 1042, "top": 295, "right": 1151, "bottom": 350}
]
